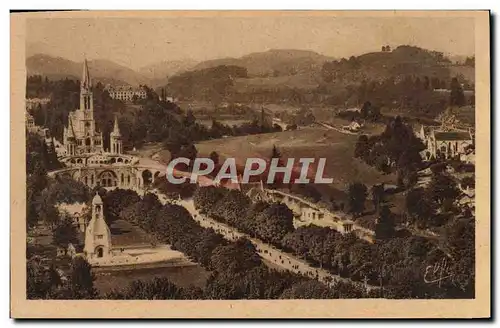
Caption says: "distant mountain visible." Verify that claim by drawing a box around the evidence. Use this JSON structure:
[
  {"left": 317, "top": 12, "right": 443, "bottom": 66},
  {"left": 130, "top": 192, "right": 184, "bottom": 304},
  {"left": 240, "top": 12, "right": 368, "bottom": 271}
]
[
  {"left": 26, "top": 54, "right": 150, "bottom": 86},
  {"left": 167, "top": 65, "right": 248, "bottom": 101},
  {"left": 138, "top": 59, "right": 198, "bottom": 85},
  {"left": 191, "top": 49, "right": 335, "bottom": 77}
]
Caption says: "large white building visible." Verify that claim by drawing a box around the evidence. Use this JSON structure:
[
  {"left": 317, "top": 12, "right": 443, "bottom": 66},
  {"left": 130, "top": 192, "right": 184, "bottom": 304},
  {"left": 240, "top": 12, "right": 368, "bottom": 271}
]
[{"left": 106, "top": 85, "right": 147, "bottom": 102}]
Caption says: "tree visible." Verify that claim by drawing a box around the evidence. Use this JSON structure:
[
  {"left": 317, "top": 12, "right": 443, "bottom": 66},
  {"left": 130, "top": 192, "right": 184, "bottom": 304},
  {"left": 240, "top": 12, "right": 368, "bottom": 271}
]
[
  {"left": 52, "top": 215, "right": 79, "bottom": 247},
  {"left": 70, "top": 257, "right": 97, "bottom": 299},
  {"left": 461, "top": 176, "right": 475, "bottom": 190},
  {"left": 354, "top": 135, "right": 370, "bottom": 160},
  {"left": 348, "top": 183, "right": 368, "bottom": 217},
  {"left": 427, "top": 173, "right": 460, "bottom": 209},
  {"left": 37, "top": 200, "right": 61, "bottom": 229},
  {"left": 450, "top": 77, "right": 465, "bottom": 107},
  {"left": 103, "top": 188, "right": 141, "bottom": 223},
  {"left": 254, "top": 203, "right": 295, "bottom": 245},
  {"left": 371, "top": 184, "right": 384, "bottom": 213},
  {"left": 423, "top": 76, "right": 430, "bottom": 90},
  {"left": 375, "top": 205, "right": 395, "bottom": 240},
  {"left": 209, "top": 151, "right": 220, "bottom": 166},
  {"left": 405, "top": 188, "right": 434, "bottom": 228},
  {"left": 193, "top": 186, "right": 227, "bottom": 213},
  {"left": 27, "top": 259, "right": 51, "bottom": 299},
  {"left": 280, "top": 280, "right": 336, "bottom": 299},
  {"left": 361, "top": 101, "right": 372, "bottom": 119},
  {"left": 109, "top": 277, "right": 186, "bottom": 299},
  {"left": 183, "top": 110, "right": 196, "bottom": 127},
  {"left": 270, "top": 144, "right": 281, "bottom": 161},
  {"left": 210, "top": 238, "right": 261, "bottom": 275},
  {"left": 178, "top": 143, "right": 198, "bottom": 164},
  {"left": 397, "top": 167, "right": 418, "bottom": 190},
  {"left": 439, "top": 218, "right": 475, "bottom": 297}
]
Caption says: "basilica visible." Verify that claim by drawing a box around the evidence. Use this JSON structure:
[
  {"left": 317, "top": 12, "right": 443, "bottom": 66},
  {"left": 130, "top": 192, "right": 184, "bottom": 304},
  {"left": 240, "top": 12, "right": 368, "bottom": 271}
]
[
  {"left": 52, "top": 58, "right": 164, "bottom": 190},
  {"left": 62, "top": 59, "right": 107, "bottom": 156},
  {"left": 62, "top": 58, "right": 124, "bottom": 158}
]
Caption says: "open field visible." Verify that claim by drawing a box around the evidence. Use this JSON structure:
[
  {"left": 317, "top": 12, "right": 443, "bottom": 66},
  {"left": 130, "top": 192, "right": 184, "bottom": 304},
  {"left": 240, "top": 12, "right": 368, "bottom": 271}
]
[
  {"left": 109, "top": 219, "right": 155, "bottom": 248},
  {"left": 190, "top": 126, "right": 397, "bottom": 193}
]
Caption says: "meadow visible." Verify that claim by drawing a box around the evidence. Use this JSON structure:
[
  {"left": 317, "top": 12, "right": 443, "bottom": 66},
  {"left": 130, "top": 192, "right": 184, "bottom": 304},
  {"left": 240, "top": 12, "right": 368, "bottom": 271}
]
[{"left": 192, "top": 126, "right": 398, "bottom": 193}]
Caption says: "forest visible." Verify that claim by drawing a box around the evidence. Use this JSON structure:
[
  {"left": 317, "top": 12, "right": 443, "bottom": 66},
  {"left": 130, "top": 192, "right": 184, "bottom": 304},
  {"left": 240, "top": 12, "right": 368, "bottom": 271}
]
[{"left": 192, "top": 185, "right": 475, "bottom": 299}]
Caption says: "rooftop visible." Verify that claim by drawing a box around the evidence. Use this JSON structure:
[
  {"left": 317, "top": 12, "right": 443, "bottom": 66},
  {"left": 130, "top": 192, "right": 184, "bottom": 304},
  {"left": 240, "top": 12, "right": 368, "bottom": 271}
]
[
  {"left": 434, "top": 131, "right": 472, "bottom": 141},
  {"left": 106, "top": 85, "right": 145, "bottom": 92}
]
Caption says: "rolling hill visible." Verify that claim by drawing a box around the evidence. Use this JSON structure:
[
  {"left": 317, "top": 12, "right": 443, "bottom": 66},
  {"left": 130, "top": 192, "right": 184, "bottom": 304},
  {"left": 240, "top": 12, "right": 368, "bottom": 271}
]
[
  {"left": 191, "top": 49, "right": 335, "bottom": 77},
  {"left": 138, "top": 59, "right": 198, "bottom": 85},
  {"left": 320, "top": 45, "right": 455, "bottom": 86},
  {"left": 26, "top": 54, "right": 150, "bottom": 86}
]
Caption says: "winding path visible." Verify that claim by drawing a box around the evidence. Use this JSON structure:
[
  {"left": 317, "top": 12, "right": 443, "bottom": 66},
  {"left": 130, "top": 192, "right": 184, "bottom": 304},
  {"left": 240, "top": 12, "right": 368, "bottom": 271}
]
[{"left": 153, "top": 194, "right": 378, "bottom": 291}]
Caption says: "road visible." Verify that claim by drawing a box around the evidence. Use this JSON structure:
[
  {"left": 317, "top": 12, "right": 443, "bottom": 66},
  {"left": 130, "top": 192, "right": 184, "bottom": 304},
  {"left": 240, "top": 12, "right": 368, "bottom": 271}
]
[
  {"left": 174, "top": 198, "right": 377, "bottom": 291},
  {"left": 316, "top": 121, "right": 359, "bottom": 135}
]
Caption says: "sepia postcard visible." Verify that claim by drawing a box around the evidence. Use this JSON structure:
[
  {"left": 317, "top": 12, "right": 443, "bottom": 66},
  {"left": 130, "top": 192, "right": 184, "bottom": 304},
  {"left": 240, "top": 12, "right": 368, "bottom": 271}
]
[{"left": 11, "top": 10, "right": 490, "bottom": 319}]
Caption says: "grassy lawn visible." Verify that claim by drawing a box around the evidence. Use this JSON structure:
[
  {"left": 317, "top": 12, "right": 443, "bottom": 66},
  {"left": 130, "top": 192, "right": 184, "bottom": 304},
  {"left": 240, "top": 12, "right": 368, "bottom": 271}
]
[
  {"left": 109, "top": 219, "right": 155, "bottom": 248},
  {"left": 190, "top": 126, "right": 397, "bottom": 194}
]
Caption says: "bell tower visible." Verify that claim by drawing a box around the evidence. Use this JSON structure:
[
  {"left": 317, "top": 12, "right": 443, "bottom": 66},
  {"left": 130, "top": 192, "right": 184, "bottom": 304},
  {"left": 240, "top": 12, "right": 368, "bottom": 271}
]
[
  {"left": 110, "top": 115, "right": 122, "bottom": 154},
  {"left": 80, "top": 58, "right": 94, "bottom": 112},
  {"left": 84, "top": 192, "right": 112, "bottom": 260}
]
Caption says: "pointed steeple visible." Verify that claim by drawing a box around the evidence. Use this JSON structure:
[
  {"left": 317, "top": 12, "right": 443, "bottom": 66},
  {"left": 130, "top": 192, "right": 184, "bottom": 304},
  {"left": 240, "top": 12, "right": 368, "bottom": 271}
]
[
  {"left": 81, "top": 58, "right": 92, "bottom": 90},
  {"left": 67, "top": 116, "right": 76, "bottom": 139},
  {"left": 110, "top": 115, "right": 122, "bottom": 154},
  {"left": 111, "top": 115, "right": 121, "bottom": 137}
]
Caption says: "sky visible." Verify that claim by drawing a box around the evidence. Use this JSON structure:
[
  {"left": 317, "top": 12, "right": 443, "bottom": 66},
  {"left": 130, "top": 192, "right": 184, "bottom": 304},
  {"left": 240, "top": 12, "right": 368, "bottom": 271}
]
[{"left": 26, "top": 15, "right": 475, "bottom": 70}]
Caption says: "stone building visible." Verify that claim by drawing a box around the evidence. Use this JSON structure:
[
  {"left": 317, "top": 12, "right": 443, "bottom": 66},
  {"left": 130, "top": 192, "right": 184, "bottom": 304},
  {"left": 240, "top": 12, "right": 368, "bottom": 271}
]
[
  {"left": 106, "top": 85, "right": 147, "bottom": 102},
  {"left": 109, "top": 115, "right": 123, "bottom": 155},
  {"left": 26, "top": 112, "right": 35, "bottom": 131},
  {"left": 84, "top": 193, "right": 112, "bottom": 260},
  {"left": 26, "top": 97, "right": 50, "bottom": 111},
  {"left": 417, "top": 125, "right": 474, "bottom": 161},
  {"left": 63, "top": 59, "right": 104, "bottom": 155}
]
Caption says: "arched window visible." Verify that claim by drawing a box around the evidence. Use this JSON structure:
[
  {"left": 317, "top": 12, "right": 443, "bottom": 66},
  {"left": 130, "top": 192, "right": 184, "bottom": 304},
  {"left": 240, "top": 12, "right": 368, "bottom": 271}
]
[{"left": 99, "top": 171, "right": 117, "bottom": 187}]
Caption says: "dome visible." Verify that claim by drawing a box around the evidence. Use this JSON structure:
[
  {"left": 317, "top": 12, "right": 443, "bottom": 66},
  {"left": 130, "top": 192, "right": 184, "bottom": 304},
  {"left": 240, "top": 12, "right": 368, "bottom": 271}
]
[{"left": 92, "top": 192, "right": 103, "bottom": 204}]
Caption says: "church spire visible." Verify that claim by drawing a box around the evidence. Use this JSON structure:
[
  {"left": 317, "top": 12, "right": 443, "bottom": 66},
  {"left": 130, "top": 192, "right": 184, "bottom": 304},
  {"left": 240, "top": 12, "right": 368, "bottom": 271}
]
[
  {"left": 110, "top": 114, "right": 122, "bottom": 154},
  {"left": 81, "top": 58, "right": 92, "bottom": 90},
  {"left": 80, "top": 58, "right": 94, "bottom": 111},
  {"left": 67, "top": 115, "right": 76, "bottom": 139},
  {"left": 112, "top": 115, "right": 121, "bottom": 136}
]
